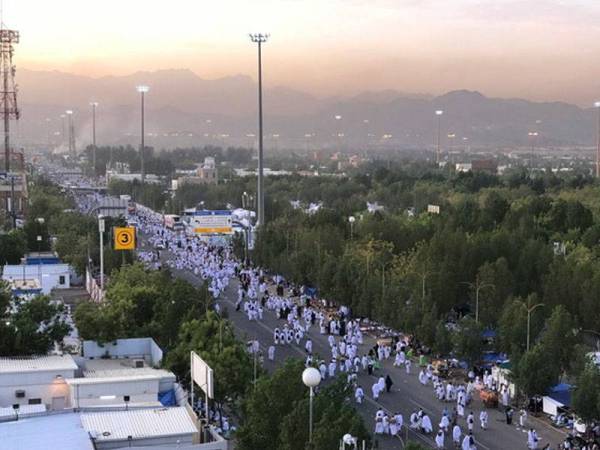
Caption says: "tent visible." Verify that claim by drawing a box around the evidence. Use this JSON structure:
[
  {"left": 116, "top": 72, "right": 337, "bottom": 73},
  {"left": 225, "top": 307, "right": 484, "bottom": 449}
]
[{"left": 543, "top": 383, "right": 572, "bottom": 417}]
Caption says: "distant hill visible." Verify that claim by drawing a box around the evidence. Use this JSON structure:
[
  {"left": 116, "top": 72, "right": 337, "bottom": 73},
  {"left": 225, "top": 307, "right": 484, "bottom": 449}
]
[{"left": 14, "top": 69, "right": 597, "bottom": 149}]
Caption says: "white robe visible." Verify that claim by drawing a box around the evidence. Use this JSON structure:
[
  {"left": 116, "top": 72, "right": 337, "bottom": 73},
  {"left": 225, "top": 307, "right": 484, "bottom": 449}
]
[
  {"left": 435, "top": 431, "right": 445, "bottom": 448},
  {"left": 462, "top": 435, "right": 472, "bottom": 450},
  {"left": 421, "top": 415, "right": 433, "bottom": 433},
  {"left": 453, "top": 425, "right": 462, "bottom": 443}
]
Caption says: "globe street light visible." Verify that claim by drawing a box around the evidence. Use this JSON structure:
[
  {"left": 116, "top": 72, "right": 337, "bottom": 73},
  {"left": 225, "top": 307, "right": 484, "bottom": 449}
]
[
  {"left": 348, "top": 216, "right": 356, "bottom": 240},
  {"left": 302, "top": 367, "right": 321, "bottom": 443},
  {"left": 136, "top": 85, "right": 150, "bottom": 184}
]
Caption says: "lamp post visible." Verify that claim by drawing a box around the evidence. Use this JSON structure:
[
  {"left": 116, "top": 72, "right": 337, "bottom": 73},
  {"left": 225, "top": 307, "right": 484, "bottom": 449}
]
[
  {"left": 60, "top": 114, "right": 66, "bottom": 146},
  {"left": 594, "top": 102, "right": 600, "bottom": 178},
  {"left": 66, "top": 110, "right": 74, "bottom": 158},
  {"left": 461, "top": 275, "right": 494, "bottom": 323},
  {"left": 98, "top": 214, "right": 105, "bottom": 291},
  {"left": 136, "top": 85, "right": 149, "bottom": 184},
  {"left": 348, "top": 216, "right": 355, "bottom": 239},
  {"left": 35, "top": 217, "right": 45, "bottom": 288},
  {"left": 90, "top": 102, "right": 98, "bottom": 177},
  {"left": 249, "top": 33, "right": 269, "bottom": 227},
  {"left": 435, "top": 110, "right": 443, "bottom": 164},
  {"left": 302, "top": 367, "right": 321, "bottom": 443},
  {"left": 526, "top": 300, "right": 544, "bottom": 352},
  {"left": 528, "top": 131, "right": 538, "bottom": 170}
]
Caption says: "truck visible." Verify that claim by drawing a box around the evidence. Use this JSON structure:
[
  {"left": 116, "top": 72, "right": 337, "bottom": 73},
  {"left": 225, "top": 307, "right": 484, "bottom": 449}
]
[{"left": 164, "top": 214, "right": 185, "bottom": 231}]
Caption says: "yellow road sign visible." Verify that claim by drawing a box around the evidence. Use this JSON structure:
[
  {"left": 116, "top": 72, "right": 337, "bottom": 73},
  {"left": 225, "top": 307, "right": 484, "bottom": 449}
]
[{"left": 114, "top": 227, "right": 136, "bottom": 250}]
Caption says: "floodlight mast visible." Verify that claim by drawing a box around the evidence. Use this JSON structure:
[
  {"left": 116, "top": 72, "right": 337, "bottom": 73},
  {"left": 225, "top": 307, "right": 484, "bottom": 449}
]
[
  {"left": 249, "top": 33, "right": 269, "bottom": 227},
  {"left": 136, "top": 85, "right": 149, "bottom": 184}
]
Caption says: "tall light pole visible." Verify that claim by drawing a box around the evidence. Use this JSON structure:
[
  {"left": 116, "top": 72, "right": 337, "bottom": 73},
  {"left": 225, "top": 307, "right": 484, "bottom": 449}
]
[
  {"left": 461, "top": 275, "right": 494, "bottom": 323},
  {"left": 249, "top": 33, "right": 269, "bottom": 227},
  {"left": 594, "top": 102, "right": 600, "bottom": 178},
  {"left": 66, "top": 110, "right": 74, "bottom": 159},
  {"left": 435, "top": 110, "right": 443, "bottom": 165},
  {"left": 98, "top": 214, "right": 105, "bottom": 291},
  {"left": 525, "top": 299, "right": 544, "bottom": 352},
  {"left": 136, "top": 85, "right": 149, "bottom": 184},
  {"left": 90, "top": 102, "right": 98, "bottom": 176},
  {"left": 302, "top": 367, "right": 321, "bottom": 444},
  {"left": 528, "top": 131, "right": 538, "bottom": 170},
  {"left": 60, "top": 114, "right": 66, "bottom": 147}
]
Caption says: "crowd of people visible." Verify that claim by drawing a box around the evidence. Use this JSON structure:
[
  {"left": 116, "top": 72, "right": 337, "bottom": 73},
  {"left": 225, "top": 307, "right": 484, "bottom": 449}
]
[{"left": 68, "top": 186, "right": 576, "bottom": 450}]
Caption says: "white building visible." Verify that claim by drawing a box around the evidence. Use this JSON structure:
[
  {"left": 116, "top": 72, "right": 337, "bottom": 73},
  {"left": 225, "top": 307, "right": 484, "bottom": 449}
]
[
  {"left": 81, "top": 407, "right": 199, "bottom": 449},
  {"left": 0, "top": 355, "right": 77, "bottom": 410},
  {"left": 2, "top": 263, "right": 71, "bottom": 294}
]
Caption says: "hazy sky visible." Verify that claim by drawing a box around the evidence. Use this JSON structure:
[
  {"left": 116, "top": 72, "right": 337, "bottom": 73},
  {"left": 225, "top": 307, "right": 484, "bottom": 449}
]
[{"left": 6, "top": 0, "right": 600, "bottom": 105}]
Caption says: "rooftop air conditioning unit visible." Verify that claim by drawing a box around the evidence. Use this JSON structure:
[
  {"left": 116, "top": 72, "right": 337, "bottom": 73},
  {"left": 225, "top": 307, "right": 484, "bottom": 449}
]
[{"left": 15, "top": 390, "right": 25, "bottom": 398}]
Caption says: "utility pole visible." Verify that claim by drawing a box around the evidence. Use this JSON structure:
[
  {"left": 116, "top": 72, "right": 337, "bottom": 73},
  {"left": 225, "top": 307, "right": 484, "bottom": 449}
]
[
  {"left": 90, "top": 102, "right": 98, "bottom": 176},
  {"left": 249, "top": 33, "right": 269, "bottom": 227},
  {"left": 0, "top": 26, "right": 19, "bottom": 173}
]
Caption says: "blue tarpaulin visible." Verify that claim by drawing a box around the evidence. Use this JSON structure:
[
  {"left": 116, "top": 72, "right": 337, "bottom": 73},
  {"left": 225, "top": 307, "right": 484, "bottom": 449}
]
[
  {"left": 158, "top": 390, "right": 176, "bottom": 406},
  {"left": 482, "top": 329, "right": 497, "bottom": 339},
  {"left": 548, "top": 383, "right": 572, "bottom": 407}
]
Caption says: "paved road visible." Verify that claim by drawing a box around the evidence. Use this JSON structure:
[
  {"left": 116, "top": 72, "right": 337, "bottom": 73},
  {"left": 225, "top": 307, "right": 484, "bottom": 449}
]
[{"left": 139, "top": 234, "right": 567, "bottom": 450}]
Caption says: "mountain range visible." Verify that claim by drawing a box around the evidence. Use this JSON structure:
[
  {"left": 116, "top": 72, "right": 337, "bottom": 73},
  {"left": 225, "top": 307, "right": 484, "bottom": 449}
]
[{"left": 14, "top": 68, "right": 598, "bottom": 150}]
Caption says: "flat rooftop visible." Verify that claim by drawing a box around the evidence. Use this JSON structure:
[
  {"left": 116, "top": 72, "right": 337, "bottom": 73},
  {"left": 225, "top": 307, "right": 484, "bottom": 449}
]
[
  {"left": 0, "top": 355, "right": 77, "bottom": 374},
  {"left": 81, "top": 407, "right": 198, "bottom": 443},
  {"left": 0, "top": 412, "right": 93, "bottom": 450}
]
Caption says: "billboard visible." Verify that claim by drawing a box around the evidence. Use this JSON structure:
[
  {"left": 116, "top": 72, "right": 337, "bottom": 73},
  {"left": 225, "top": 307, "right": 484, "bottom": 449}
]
[
  {"left": 191, "top": 351, "right": 214, "bottom": 399},
  {"left": 191, "top": 210, "right": 233, "bottom": 235}
]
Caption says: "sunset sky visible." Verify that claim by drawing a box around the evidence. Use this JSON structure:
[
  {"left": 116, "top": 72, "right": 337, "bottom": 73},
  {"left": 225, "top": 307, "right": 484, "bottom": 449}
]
[{"left": 6, "top": 0, "right": 600, "bottom": 105}]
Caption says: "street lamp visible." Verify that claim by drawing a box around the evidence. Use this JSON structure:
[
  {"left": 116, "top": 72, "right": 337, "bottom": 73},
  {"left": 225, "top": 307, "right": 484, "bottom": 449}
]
[
  {"left": 136, "top": 85, "right": 150, "bottom": 184},
  {"left": 528, "top": 131, "right": 539, "bottom": 170},
  {"left": 348, "top": 216, "right": 356, "bottom": 239},
  {"left": 90, "top": 102, "right": 98, "bottom": 177},
  {"left": 35, "top": 217, "right": 45, "bottom": 287},
  {"left": 66, "top": 110, "right": 74, "bottom": 158},
  {"left": 435, "top": 110, "right": 443, "bottom": 164},
  {"left": 249, "top": 33, "right": 269, "bottom": 228},
  {"left": 98, "top": 214, "right": 105, "bottom": 291},
  {"left": 461, "top": 275, "right": 494, "bottom": 323},
  {"left": 594, "top": 102, "right": 600, "bottom": 178},
  {"left": 525, "top": 300, "right": 544, "bottom": 352},
  {"left": 60, "top": 114, "right": 66, "bottom": 146},
  {"left": 302, "top": 367, "right": 321, "bottom": 443}
]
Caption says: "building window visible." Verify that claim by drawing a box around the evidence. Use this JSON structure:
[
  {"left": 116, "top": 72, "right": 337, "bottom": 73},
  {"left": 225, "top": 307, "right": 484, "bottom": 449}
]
[
  {"left": 59, "top": 276, "right": 65, "bottom": 285},
  {"left": 28, "top": 398, "right": 42, "bottom": 405}
]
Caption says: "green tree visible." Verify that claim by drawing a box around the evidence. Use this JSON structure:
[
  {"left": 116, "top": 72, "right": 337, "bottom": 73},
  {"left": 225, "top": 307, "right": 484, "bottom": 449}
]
[
  {"left": 0, "top": 230, "right": 27, "bottom": 265},
  {"left": 0, "top": 292, "right": 71, "bottom": 356},
  {"left": 453, "top": 316, "right": 484, "bottom": 366},
  {"left": 572, "top": 366, "right": 600, "bottom": 424},
  {"left": 513, "top": 344, "right": 559, "bottom": 397},
  {"left": 433, "top": 320, "right": 453, "bottom": 356}
]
